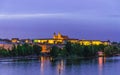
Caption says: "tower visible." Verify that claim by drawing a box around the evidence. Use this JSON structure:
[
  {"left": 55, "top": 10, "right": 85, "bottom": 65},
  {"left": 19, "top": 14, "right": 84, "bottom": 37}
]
[
  {"left": 58, "top": 32, "right": 62, "bottom": 39},
  {"left": 53, "top": 32, "right": 57, "bottom": 39}
]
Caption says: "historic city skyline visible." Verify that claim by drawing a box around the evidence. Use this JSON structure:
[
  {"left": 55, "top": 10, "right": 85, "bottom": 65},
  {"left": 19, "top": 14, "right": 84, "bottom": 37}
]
[{"left": 0, "top": 0, "right": 120, "bottom": 41}]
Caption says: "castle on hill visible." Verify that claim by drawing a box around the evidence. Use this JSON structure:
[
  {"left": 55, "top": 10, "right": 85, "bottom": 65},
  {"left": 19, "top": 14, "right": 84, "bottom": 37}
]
[
  {"left": 34, "top": 32, "right": 110, "bottom": 45},
  {"left": 53, "top": 32, "right": 69, "bottom": 40},
  {"left": 0, "top": 32, "right": 110, "bottom": 53}
]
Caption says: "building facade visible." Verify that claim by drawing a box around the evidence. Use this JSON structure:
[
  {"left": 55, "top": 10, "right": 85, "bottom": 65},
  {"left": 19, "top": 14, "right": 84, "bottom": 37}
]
[{"left": 34, "top": 32, "right": 110, "bottom": 46}]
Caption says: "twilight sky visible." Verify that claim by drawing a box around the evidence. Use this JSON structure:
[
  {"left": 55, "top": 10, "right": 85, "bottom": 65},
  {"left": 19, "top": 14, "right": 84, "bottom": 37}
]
[{"left": 0, "top": 0, "right": 120, "bottom": 41}]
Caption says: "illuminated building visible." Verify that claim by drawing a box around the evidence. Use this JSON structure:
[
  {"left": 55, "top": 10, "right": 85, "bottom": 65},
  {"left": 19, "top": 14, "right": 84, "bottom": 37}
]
[
  {"left": 0, "top": 40, "right": 13, "bottom": 50},
  {"left": 11, "top": 38, "right": 20, "bottom": 43},
  {"left": 21, "top": 39, "right": 33, "bottom": 44},
  {"left": 34, "top": 32, "right": 110, "bottom": 45},
  {"left": 80, "top": 40, "right": 110, "bottom": 45},
  {"left": 53, "top": 32, "right": 69, "bottom": 40},
  {"left": 34, "top": 32, "right": 78, "bottom": 44},
  {"left": 33, "top": 32, "right": 110, "bottom": 53},
  {"left": 0, "top": 44, "right": 13, "bottom": 50}
]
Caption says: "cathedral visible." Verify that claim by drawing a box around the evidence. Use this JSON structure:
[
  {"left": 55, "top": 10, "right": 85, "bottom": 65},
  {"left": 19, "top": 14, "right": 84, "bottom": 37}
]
[
  {"left": 53, "top": 32, "right": 69, "bottom": 40},
  {"left": 34, "top": 32, "right": 110, "bottom": 45}
]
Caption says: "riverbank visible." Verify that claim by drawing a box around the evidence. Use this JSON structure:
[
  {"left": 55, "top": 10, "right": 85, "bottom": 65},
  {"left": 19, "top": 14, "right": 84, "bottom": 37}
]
[
  {"left": 49, "top": 54, "right": 120, "bottom": 61},
  {"left": 0, "top": 55, "right": 97, "bottom": 62},
  {"left": 0, "top": 55, "right": 40, "bottom": 62},
  {"left": 0, "top": 53, "right": 119, "bottom": 62}
]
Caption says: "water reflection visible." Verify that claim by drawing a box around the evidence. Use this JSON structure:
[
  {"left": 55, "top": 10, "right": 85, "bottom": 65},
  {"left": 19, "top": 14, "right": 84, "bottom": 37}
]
[
  {"left": 38, "top": 56, "right": 120, "bottom": 75},
  {"left": 40, "top": 57, "right": 65, "bottom": 75},
  {"left": 0, "top": 56, "right": 120, "bottom": 75},
  {"left": 98, "top": 57, "right": 106, "bottom": 75},
  {"left": 40, "top": 56, "right": 50, "bottom": 75},
  {"left": 57, "top": 60, "right": 64, "bottom": 75},
  {"left": 40, "top": 57, "right": 44, "bottom": 75}
]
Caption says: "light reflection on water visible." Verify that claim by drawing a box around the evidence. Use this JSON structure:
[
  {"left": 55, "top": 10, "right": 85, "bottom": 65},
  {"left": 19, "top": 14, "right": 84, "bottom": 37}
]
[
  {"left": 0, "top": 56, "right": 120, "bottom": 75},
  {"left": 98, "top": 57, "right": 106, "bottom": 75},
  {"left": 40, "top": 57, "right": 65, "bottom": 75}
]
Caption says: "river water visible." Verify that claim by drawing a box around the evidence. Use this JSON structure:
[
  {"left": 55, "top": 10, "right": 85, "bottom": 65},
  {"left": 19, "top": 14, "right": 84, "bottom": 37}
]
[{"left": 0, "top": 56, "right": 119, "bottom": 75}]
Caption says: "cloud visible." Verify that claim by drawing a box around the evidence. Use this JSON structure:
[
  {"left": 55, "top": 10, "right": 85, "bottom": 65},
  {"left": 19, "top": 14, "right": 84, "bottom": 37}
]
[{"left": 0, "top": 13, "right": 64, "bottom": 19}]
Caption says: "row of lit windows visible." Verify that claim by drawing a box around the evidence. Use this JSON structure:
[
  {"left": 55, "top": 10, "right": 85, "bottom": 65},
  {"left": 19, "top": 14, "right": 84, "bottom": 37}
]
[{"left": 34, "top": 40, "right": 109, "bottom": 45}]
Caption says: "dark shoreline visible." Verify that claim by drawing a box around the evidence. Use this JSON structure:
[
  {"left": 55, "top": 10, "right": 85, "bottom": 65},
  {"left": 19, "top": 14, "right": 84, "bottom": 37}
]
[
  {"left": 0, "top": 56, "right": 40, "bottom": 62},
  {"left": 0, "top": 55, "right": 119, "bottom": 62}
]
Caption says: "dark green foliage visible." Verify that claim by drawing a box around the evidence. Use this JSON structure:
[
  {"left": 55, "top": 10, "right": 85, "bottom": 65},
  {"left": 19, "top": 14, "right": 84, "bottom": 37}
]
[
  {"left": 0, "top": 42, "right": 120, "bottom": 58},
  {"left": 65, "top": 42, "right": 73, "bottom": 56},
  {"left": 49, "top": 42, "right": 120, "bottom": 57},
  {"left": 71, "top": 43, "right": 83, "bottom": 56},
  {"left": 9, "top": 44, "right": 41, "bottom": 56},
  {"left": 0, "top": 43, "right": 42, "bottom": 57},
  {"left": 0, "top": 48, "right": 9, "bottom": 57},
  {"left": 9, "top": 44, "right": 34, "bottom": 56},
  {"left": 64, "top": 42, "right": 99, "bottom": 57},
  {"left": 83, "top": 46, "right": 90, "bottom": 57},
  {"left": 50, "top": 46, "right": 61, "bottom": 57},
  {"left": 10, "top": 44, "right": 18, "bottom": 56},
  {"left": 33, "top": 44, "right": 42, "bottom": 56},
  {"left": 104, "top": 45, "right": 120, "bottom": 56}
]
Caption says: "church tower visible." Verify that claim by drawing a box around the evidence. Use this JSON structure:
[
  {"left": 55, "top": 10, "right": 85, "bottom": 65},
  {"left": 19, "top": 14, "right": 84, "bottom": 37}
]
[
  {"left": 53, "top": 32, "right": 57, "bottom": 39},
  {"left": 58, "top": 32, "right": 62, "bottom": 39}
]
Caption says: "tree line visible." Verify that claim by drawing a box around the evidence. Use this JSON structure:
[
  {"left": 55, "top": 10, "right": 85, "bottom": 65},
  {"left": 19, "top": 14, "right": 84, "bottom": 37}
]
[
  {"left": 0, "top": 42, "right": 120, "bottom": 58},
  {"left": 50, "top": 42, "right": 120, "bottom": 58},
  {"left": 0, "top": 43, "right": 42, "bottom": 57}
]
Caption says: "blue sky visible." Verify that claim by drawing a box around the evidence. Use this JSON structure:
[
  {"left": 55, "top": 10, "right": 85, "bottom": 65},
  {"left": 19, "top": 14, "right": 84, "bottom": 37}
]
[{"left": 0, "top": 0, "right": 120, "bottom": 41}]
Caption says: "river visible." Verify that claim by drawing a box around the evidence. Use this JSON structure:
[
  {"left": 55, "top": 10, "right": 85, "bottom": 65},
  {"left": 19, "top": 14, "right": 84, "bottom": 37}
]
[{"left": 0, "top": 56, "right": 119, "bottom": 75}]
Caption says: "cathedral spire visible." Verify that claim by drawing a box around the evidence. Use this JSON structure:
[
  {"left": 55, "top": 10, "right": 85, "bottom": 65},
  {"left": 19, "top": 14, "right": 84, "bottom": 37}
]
[
  {"left": 53, "top": 32, "right": 56, "bottom": 36},
  {"left": 58, "top": 32, "right": 61, "bottom": 36}
]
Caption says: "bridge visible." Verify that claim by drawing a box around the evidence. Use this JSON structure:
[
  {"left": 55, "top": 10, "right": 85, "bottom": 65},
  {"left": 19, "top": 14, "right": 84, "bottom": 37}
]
[{"left": 37, "top": 43, "right": 65, "bottom": 53}]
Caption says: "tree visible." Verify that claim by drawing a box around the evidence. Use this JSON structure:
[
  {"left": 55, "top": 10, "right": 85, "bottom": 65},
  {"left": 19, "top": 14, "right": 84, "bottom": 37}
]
[
  {"left": 50, "top": 46, "right": 60, "bottom": 57},
  {"left": 0, "top": 48, "right": 9, "bottom": 57},
  {"left": 10, "top": 44, "right": 18, "bottom": 56},
  {"left": 104, "top": 46, "right": 112, "bottom": 56},
  {"left": 33, "top": 44, "right": 42, "bottom": 56},
  {"left": 71, "top": 43, "right": 83, "bottom": 57},
  {"left": 65, "top": 42, "right": 73, "bottom": 56},
  {"left": 83, "top": 46, "right": 90, "bottom": 57},
  {"left": 10, "top": 43, "right": 34, "bottom": 56}
]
